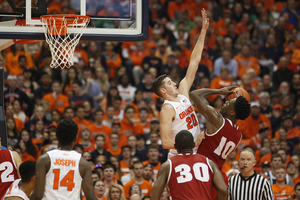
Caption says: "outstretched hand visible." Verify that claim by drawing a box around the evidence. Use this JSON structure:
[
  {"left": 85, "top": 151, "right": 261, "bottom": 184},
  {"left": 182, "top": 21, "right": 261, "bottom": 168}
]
[
  {"left": 201, "top": 9, "right": 210, "bottom": 31},
  {"left": 219, "top": 86, "right": 237, "bottom": 95}
]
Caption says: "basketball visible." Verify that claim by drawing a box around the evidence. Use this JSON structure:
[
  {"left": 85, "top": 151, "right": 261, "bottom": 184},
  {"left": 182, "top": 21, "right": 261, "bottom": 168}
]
[{"left": 226, "top": 87, "right": 250, "bottom": 102}]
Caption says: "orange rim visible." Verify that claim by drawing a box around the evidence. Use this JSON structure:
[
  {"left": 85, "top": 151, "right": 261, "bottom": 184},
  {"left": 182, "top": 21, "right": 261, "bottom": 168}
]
[{"left": 40, "top": 14, "right": 90, "bottom": 25}]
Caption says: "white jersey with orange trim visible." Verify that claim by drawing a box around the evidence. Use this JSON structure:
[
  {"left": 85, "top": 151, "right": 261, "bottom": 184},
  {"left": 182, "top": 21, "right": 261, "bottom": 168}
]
[
  {"left": 163, "top": 94, "right": 200, "bottom": 156},
  {"left": 3, "top": 179, "right": 29, "bottom": 200},
  {"left": 43, "top": 150, "right": 82, "bottom": 200}
]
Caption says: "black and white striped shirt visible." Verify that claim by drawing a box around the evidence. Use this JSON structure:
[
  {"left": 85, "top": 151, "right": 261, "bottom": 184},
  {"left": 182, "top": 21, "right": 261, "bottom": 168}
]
[{"left": 228, "top": 172, "right": 274, "bottom": 200}]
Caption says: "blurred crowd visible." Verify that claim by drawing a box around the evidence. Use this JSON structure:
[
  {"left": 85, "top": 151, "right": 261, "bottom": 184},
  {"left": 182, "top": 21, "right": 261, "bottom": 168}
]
[{"left": 2, "top": 0, "right": 300, "bottom": 199}]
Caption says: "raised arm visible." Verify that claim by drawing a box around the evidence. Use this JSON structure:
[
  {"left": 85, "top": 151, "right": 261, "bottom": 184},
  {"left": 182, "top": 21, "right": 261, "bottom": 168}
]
[
  {"left": 190, "top": 87, "right": 235, "bottom": 126},
  {"left": 150, "top": 161, "right": 170, "bottom": 200},
  {"left": 30, "top": 154, "right": 50, "bottom": 200},
  {"left": 209, "top": 160, "right": 228, "bottom": 200},
  {"left": 178, "top": 9, "right": 209, "bottom": 98},
  {"left": 160, "top": 104, "right": 176, "bottom": 149}
]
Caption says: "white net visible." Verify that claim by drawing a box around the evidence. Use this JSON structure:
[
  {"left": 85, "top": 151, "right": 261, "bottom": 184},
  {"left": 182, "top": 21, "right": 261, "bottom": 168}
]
[{"left": 41, "top": 15, "right": 90, "bottom": 69}]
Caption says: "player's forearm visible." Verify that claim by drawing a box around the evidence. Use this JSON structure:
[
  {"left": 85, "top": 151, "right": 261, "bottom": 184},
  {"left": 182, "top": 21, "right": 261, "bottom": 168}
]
[
  {"left": 190, "top": 88, "right": 222, "bottom": 98},
  {"left": 216, "top": 188, "right": 228, "bottom": 200},
  {"left": 189, "top": 29, "right": 207, "bottom": 67},
  {"left": 161, "top": 137, "right": 175, "bottom": 149}
]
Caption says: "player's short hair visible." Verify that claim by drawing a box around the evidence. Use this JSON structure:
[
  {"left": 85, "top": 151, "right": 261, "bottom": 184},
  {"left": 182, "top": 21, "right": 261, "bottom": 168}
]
[
  {"left": 234, "top": 96, "right": 251, "bottom": 120},
  {"left": 174, "top": 130, "right": 194, "bottom": 151},
  {"left": 19, "top": 161, "right": 36, "bottom": 183},
  {"left": 147, "top": 145, "right": 159, "bottom": 153},
  {"left": 56, "top": 119, "right": 78, "bottom": 146},
  {"left": 152, "top": 74, "right": 168, "bottom": 97}
]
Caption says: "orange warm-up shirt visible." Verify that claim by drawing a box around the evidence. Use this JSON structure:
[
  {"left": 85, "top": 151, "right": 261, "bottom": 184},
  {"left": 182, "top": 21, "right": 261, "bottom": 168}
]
[
  {"left": 272, "top": 184, "right": 294, "bottom": 200},
  {"left": 43, "top": 93, "right": 69, "bottom": 115},
  {"left": 131, "top": 50, "right": 149, "bottom": 67},
  {"left": 87, "top": 124, "right": 112, "bottom": 139},
  {"left": 107, "top": 147, "right": 121, "bottom": 156},
  {"left": 167, "top": 2, "right": 189, "bottom": 19},
  {"left": 5, "top": 51, "right": 33, "bottom": 75},
  {"left": 105, "top": 52, "right": 122, "bottom": 79},
  {"left": 120, "top": 119, "right": 145, "bottom": 137},
  {"left": 120, "top": 160, "right": 130, "bottom": 175},
  {"left": 237, "top": 114, "right": 272, "bottom": 139},
  {"left": 234, "top": 54, "right": 260, "bottom": 79},
  {"left": 275, "top": 128, "right": 300, "bottom": 139},
  {"left": 210, "top": 77, "right": 232, "bottom": 89},
  {"left": 123, "top": 179, "right": 153, "bottom": 199}
]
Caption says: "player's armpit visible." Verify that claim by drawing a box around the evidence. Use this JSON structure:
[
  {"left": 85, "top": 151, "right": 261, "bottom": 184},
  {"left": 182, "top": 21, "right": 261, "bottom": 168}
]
[
  {"left": 209, "top": 160, "right": 228, "bottom": 200},
  {"left": 79, "top": 158, "right": 97, "bottom": 200},
  {"left": 30, "top": 154, "right": 50, "bottom": 200},
  {"left": 5, "top": 196, "right": 24, "bottom": 200},
  {"left": 160, "top": 105, "right": 175, "bottom": 149},
  {"left": 12, "top": 151, "right": 22, "bottom": 179},
  {"left": 150, "top": 161, "right": 170, "bottom": 200}
]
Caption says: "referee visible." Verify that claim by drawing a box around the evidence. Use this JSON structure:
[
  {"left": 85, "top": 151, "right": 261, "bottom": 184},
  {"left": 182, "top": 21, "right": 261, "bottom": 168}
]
[{"left": 228, "top": 149, "right": 274, "bottom": 200}]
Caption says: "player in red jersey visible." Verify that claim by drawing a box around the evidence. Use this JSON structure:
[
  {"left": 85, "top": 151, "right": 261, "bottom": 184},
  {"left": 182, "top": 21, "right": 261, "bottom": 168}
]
[
  {"left": 0, "top": 148, "right": 22, "bottom": 199},
  {"left": 150, "top": 130, "right": 227, "bottom": 200},
  {"left": 190, "top": 86, "right": 251, "bottom": 198}
]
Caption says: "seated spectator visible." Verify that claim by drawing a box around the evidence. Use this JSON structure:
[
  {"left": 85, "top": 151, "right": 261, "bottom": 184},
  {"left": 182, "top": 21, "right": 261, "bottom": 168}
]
[
  {"left": 137, "top": 73, "right": 155, "bottom": 99},
  {"left": 79, "top": 128, "right": 95, "bottom": 152},
  {"left": 12, "top": 100, "right": 28, "bottom": 124},
  {"left": 155, "top": 39, "right": 172, "bottom": 65},
  {"left": 102, "top": 42, "right": 122, "bottom": 80},
  {"left": 234, "top": 45, "right": 260, "bottom": 79},
  {"left": 62, "top": 67, "right": 79, "bottom": 97},
  {"left": 103, "top": 106, "right": 115, "bottom": 128},
  {"left": 272, "top": 56, "right": 294, "bottom": 89},
  {"left": 72, "top": 105, "right": 93, "bottom": 132},
  {"left": 25, "top": 105, "right": 52, "bottom": 133},
  {"left": 5, "top": 75, "right": 34, "bottom": 116},
  {"left": 142, "top": 145, "right": 161, "bottom": 179},
  {"left": 123, "top": 161, "right": 153, "bottom": 199},
  {"left": 213, "top": 50, "right": 238, "bottom": 80},
  {"left": 107, "top": 133, "right": 122, "bottom": 156},
  {"left": 110, "top": 155, "right": 122, "bottom": 180},
  {"left": 93, "top": 180, "right": 107, "bottom": 200},
  {"left": 120, "top": 145, "right": 132, "bottom": 176},
  {"left": 167, "top": 0, "right": 189, "bottom": 22},
  {"left": 142, "top": 43, "right": 163, "bottom": 77},
  {"left": 121, "top": 106, "right": 144, "bottom": 137},
  {"left": 143, "top": 164, "right": 155, "bottom": 184},
  {"left": 272, "top": 166, "right": 294, "bottom": 199},
  {"left": 210, "top": 67, "right": 232, "bottom": 89},
  {"left": 42, "top": 80, "right": 69, "bottom": 115},
  {"left": 81, "top": 67, "right": 104, "bottom": 109},
  {"left": 260, "top": 139, "right": 281, "bottom": 165},
  {"left": 258, "top": 92, "right": 272, "bottom": 117},
  {"left": 237, "top": 101, "right": 272, "bottom": 139},
  {"left": 69, "top": 80, "right": 94, "bottom": 108},
  {"left": 91, "top": 135, "right": 112, "bottom": 161},
  {"left": 117, "top": 74, "right": 137, "bottom": 105},
  {"left": 17, "top": 129, "right": 39, "bottom": 161}
]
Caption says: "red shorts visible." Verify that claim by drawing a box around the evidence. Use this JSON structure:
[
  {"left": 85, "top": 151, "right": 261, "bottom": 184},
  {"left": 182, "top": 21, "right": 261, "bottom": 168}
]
[{"left": 213, "top": 169, "right": 228, "bottom": 200}]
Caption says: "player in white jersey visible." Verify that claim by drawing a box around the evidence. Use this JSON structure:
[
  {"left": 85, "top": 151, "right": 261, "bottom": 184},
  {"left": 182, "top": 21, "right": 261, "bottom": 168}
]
[
  {"left": 152, "top": 9, "right": 209, "bottom": 157},
  {"left": 30, "top": 119, "right": 96, "bottom": 200},
  {"left": 3, "top": 161, "right": 36, "bottom": 200}
]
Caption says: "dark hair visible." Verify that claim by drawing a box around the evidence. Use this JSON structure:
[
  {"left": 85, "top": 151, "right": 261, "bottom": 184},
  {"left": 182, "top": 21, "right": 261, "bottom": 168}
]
[
  {"left": 136, "top": 134, "right": 146, "bottom": 141},
  {"left": 132, "top": 160, "right": 143, "bottom": 169},
  {"left": 73, "top": 80, "right": 83, "bottom": 87},
  {"left": 147, "top": 145, "right": 159, "bottom": 153},
  {"left": 95, "top": 134, "right": 105, "bottom": 141},
  {"left": 73, "top": 144, "right": 84, "bottom": 151},
  {"left": 18, "top": 129, "right": 37, "bottom": 158},
  {"left": 64, "top": 106, "right": 74, "bottom": 114},
  {"left": 103, "top": 162, "right": 116, "bottom": 172},
  {"left": 19, "top": 161, "right": 36, "bottom": 183},
  {"left": 75, "top": 105, "right": 85, "bottom": 112},
  {"left": 234, "top": 96, "right": 251, "bottom": 120},
  {"left": 152, "top": 74, "right": 168, "bottom": 97},
  {"left": 107, "top": 86, "right": 120, "bottom": 107},
  {"left": 94, "top": 108, "right": 104, "bottom": 115},
  {"left": 82, "top": 67, "right": 92, "bottom": 73},
  {"left": 121, "top": 145, "right": 132, "bottom": 153},
  {"left": 295, "top": 182, "right": 300, "bottom": 190},
  {"left": 93, "top": 179, "right": 104, "bottom": 187},
  {"left": 56, "top": 119, "right": 78, "bottom": 146},
  {"left": 133, "top": 89, "right": 143, "bottom": 104},
  {"left": 271, "top": 153, "right": 283, "bottom": 162},
  {"left": 18, "top": 55, "right": 26, "bottom": 61},
  {"left": 125, "top": 105, "right": 135, "bottom": 113},
  {"left": 139, "top": 108, "right": 149, "bottom": 113},
  {"left": 174, "top": 130, "right": 194, "bottom": 151},
  {"left": 62, "top": 67, "right": 79, "bottom": 93},
  {"left": 92, "top": 169, "right": 101, "bottom": 179}
]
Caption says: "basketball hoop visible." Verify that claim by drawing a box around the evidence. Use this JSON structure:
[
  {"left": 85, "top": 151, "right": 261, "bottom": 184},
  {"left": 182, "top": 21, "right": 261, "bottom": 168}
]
[{"left": 40, "top": 14, "right": 90, "bottom": 69}]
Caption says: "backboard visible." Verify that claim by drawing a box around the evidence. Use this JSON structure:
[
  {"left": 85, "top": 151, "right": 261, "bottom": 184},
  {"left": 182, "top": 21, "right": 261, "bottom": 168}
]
[{"left": 0, "top": 0, "right": 148, "bottom": 42}]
